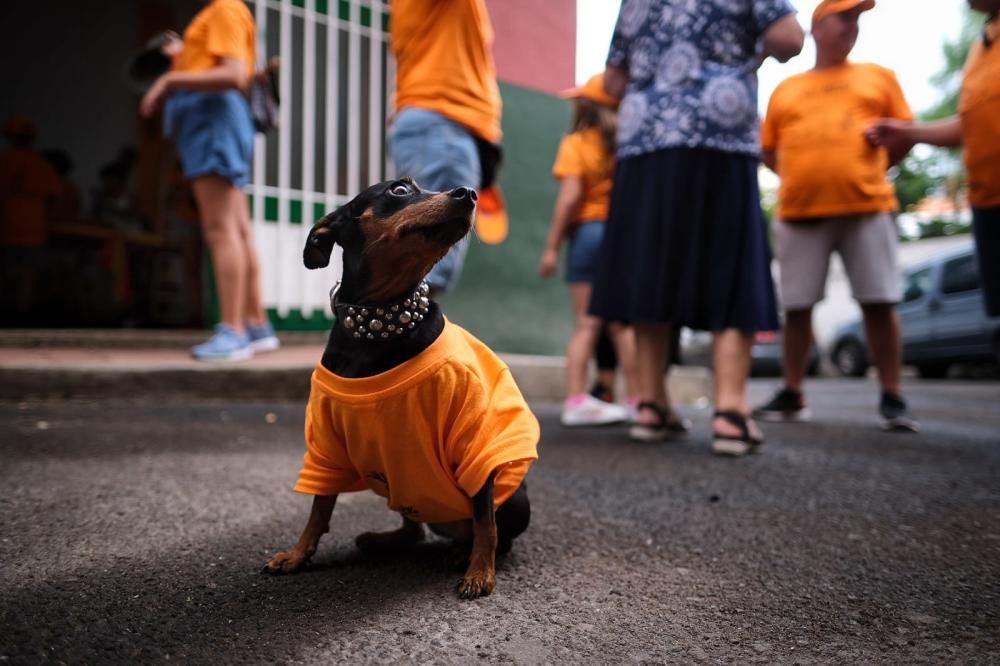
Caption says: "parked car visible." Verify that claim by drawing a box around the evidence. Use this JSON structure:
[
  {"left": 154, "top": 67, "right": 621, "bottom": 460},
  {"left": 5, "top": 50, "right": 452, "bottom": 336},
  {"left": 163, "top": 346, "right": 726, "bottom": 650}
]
[
  {"left": 678, "top": 328, "right": 819, "bottom": 377},
  {"left": 829, "top": 241, "right": 1000, "bottom": 378}
]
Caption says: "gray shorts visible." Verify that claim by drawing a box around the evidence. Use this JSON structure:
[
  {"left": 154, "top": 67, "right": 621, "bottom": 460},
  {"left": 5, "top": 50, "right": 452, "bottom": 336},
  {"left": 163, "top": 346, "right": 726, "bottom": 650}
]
[{"left": 774, "top": 211, "right": 901, "bottom": 310}]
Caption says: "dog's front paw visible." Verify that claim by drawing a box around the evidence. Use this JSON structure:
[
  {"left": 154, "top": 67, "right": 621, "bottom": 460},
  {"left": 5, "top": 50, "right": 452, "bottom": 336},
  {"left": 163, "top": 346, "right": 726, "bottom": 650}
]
[
  {"left": 456, "top": 568, "right": 495, "bottom": 600},
  {"left": 261, "top": 548, "right": 310, "bottom": 575}
]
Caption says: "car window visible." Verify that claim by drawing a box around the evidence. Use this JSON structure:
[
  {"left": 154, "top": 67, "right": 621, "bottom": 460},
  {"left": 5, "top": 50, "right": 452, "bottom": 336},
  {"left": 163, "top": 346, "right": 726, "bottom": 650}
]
[
  {"left": 902, "top": 267, "right": 932, "bottom": 303},
  {"left": 940, "top": 254, "right": 980, "bottom": 295}
]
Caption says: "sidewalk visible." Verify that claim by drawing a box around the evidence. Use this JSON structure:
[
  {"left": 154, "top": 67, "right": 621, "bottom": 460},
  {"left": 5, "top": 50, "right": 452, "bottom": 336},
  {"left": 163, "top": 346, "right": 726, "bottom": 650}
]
[{"left": 0, "top": 329, "right": 713, "bottom": 403}]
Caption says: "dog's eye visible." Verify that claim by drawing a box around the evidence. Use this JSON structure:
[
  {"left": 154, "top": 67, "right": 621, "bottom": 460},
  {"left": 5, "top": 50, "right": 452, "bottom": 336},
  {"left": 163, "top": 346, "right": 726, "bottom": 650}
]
[{"left": 390, "top": 183, "right": 410, "bottom": 196}]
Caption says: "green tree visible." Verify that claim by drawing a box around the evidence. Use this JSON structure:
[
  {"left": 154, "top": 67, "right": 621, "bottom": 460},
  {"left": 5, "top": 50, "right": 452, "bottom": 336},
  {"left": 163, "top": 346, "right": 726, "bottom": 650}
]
[{"left": 892, "top": 10, "right": 982, "bottom": 237}]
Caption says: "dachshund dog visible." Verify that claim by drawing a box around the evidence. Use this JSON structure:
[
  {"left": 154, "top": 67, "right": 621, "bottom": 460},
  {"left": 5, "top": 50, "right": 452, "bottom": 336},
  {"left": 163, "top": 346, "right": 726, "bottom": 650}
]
[{"left": 263, "top": 178, "right": 539, "bottom": 599}]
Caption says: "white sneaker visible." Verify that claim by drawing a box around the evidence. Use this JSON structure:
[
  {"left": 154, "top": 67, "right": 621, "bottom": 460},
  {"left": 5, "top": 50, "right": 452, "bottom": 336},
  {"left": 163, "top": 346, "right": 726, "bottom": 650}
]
[{"left": 561, "top": 394, "right": 629, "bottom": 427}]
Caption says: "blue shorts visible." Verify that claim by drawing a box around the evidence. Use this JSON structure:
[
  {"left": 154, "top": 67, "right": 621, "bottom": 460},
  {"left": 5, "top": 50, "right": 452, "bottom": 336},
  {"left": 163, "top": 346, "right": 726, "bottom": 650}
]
[
  {"left": 566, "top": 220, "right": 605, "bottom": 284},
  {"left": 164, "top": 90, "right": 254, "bottom": 188},
  {"left": 388, "top": 107, "right": 481, "bottom": 292}
]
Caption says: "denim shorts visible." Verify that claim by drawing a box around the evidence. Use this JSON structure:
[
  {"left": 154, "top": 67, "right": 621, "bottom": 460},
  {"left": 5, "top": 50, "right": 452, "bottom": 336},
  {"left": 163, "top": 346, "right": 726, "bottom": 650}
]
[
  {"left": 566, "top": 220, "right": 605, "bottom": 284},
  {"left": 164, "top": 90, "right": 255, "bottom": 188},
  {"left": 388, "top": 107, "right": 481, "bottom": 292}
]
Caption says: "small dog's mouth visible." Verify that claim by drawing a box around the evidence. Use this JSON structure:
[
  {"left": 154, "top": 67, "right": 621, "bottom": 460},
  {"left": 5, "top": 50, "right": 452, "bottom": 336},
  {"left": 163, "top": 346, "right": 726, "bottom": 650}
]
[{"left": 400, "top": 214, "right": 472, "bottom": 246}]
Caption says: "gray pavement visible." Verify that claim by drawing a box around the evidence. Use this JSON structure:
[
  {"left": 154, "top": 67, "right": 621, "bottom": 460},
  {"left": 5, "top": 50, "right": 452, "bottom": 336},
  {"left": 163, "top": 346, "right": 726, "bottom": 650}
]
[{"left": 2, "top": 379, "right": 999, "bottom": 664}]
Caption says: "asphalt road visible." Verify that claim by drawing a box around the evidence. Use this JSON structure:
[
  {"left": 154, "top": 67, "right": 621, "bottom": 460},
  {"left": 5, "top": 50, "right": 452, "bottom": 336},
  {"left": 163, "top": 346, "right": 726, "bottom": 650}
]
[{"left": 2, "top": 379, "right": 999, "bottom": 664}]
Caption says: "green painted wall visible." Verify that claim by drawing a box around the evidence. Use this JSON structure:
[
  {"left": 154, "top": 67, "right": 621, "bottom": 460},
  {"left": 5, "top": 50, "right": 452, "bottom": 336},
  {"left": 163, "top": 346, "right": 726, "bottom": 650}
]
[{"left": 440, "top": 81, "right": 573, "bottom": 355}]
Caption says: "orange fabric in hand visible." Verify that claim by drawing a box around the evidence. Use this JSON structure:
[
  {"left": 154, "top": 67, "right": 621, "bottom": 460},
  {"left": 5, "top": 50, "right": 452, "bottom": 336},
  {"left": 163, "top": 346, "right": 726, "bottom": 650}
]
[
  {"left": 294, "top": 320, "right": 539, "bottom": 524},
  {"left": 172, "top": 0, "right": 256, "bottom": 85},
  {"left": 960, "top": 16, "right": 1000, "bottom": 209},
  {"left": 762, "top": 63, "right": 912, "bottom": 221},
  {"left": 390, "top": 0, "right": 502, "bottom": 144},
  {"left": 552, "top": 128, "right": 613, "bottom": 223}
]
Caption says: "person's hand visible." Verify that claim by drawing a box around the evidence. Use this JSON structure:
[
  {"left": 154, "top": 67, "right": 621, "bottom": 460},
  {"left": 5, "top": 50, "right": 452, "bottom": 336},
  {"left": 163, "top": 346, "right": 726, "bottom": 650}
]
[
  {"left": 140, "top": 73, "right": 172, "bottom": 118},
  {"left": 160, "top": 31, "right": 183, "bottom": 58},
  {"left": 539, "top": 248, "right": 558, "bottom": 278},
  {"left": 865, "top": 118, "right": 913, "bottom": 148}
]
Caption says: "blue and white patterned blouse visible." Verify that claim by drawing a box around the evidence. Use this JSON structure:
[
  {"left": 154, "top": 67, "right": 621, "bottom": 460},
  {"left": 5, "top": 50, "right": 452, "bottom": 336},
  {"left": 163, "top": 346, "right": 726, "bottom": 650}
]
[{"left": 608, "top": 0, "right": 796, "bottom": 159}]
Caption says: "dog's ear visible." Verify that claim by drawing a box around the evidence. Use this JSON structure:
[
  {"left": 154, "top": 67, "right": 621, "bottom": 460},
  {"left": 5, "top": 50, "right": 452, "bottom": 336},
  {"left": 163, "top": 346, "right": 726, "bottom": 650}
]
[{"left": 303, "top": 208, "right": 348, "bottom": 269}]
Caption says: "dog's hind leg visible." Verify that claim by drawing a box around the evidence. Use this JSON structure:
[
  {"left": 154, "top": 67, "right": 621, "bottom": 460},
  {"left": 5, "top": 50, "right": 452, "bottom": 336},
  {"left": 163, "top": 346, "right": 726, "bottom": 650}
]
[
  {"left": 262, "top": 494, "right": 337, "bottom": 574},
  {"left": 456, "top": 471, "right": 498, "bottom": 599},
  {"left": 355, "top": 517, "right": 425, "bottom": 555}
]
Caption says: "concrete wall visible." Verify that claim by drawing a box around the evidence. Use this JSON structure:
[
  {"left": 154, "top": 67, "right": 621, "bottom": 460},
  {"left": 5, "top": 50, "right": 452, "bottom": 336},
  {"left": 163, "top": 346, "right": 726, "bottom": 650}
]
[
  {"left": 486, "top": 0, "right": 576, "bottom": 95},
  {"left": 441, "top": 81, "right": 573, "bottom": 355}
]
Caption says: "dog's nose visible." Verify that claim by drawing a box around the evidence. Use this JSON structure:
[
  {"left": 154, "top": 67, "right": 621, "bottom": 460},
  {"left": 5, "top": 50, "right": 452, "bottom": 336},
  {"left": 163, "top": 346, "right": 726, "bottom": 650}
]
[{"left": 449, "top": 187, "right": 477, "bottom": 203}]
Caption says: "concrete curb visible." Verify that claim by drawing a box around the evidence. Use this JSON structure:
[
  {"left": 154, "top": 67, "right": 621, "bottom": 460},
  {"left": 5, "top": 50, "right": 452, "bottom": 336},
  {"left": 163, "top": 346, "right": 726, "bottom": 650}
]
[{"left": 1, "top": 349, "right": 712, "bottom": 404}]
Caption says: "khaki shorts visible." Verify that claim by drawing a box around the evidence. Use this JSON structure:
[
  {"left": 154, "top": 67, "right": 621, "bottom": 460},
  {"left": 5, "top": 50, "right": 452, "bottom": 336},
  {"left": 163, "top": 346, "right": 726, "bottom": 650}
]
[{"left": 774, "top": 212, "right": 901, "bottom": 310}]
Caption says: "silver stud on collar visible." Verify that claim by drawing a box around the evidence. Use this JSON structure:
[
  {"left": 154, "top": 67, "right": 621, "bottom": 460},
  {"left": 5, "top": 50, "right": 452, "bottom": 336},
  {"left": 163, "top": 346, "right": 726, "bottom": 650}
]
[{"left": 333, "top": 281, "right": 431, "bottom": 342}]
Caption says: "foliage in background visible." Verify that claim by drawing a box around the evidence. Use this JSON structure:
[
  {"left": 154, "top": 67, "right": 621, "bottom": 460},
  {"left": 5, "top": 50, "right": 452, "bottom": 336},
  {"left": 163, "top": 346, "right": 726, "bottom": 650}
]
[{"left": 892, "top": 10, "right": 982, "bottom": 240}]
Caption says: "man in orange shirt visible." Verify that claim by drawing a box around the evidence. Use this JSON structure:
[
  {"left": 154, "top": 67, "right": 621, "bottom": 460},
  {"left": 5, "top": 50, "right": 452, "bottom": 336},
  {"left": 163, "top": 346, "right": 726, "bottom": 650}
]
[
  {"left": 867, "top": 0, "right": 1000, "bottom": 320},
  {"left": 754, "top": 0, "right": 919, "bottom": 431},
  {"left": 0, "top": 116, "right": 60, "bottom": 320},
  {"left": 388, "top": 0, "right": 501, "bottom": 295}
]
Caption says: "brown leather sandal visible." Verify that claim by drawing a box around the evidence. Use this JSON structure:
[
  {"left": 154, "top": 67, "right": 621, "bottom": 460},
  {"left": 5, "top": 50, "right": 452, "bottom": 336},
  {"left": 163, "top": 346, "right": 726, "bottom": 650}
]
[{"left": 628, "top": 401, "right": 691, "bottom": 442}]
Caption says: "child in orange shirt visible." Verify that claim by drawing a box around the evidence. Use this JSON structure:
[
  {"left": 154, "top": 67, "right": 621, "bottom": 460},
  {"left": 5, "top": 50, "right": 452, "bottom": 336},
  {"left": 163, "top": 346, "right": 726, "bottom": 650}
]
[
  {"left": 754, "top": 0, "right": 919, "bottom": 432},
  {"left": 867, "top": 0, "right": 1000, "bottom": 319},
  {"left": 539, "top": 74, "right": 638, "bottom": 428}
]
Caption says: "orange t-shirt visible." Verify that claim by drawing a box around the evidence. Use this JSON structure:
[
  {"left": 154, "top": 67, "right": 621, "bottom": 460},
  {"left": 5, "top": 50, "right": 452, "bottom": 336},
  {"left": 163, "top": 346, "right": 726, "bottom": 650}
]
[
  {"left": 0, "top": 149, "right": 60, "bottom": 247},
  {"left": 390, "top": 0, "right": 502, "bottom": 144},
  {"left": 295, "top": 320, "right": 539, "bottom": 524},
  {"left": 173, "top": 0, "right": 256, "bottom": 86},
  {"left": 552, "top": 128, "right": 614, "bottom": 223},
  {"left": 960, "top": 16, "right": 1000, "bottom": 209},
  {"left": 762, "top": 63, "right": 913, "bottom": 221}
]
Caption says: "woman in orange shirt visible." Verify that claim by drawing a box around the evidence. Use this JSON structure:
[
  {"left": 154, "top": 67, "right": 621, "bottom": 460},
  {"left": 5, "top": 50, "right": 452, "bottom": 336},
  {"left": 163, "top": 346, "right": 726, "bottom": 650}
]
[
  {"left": 539, "top": 74, "right": 638, "bottom": 428},
  {"left": 139, "top": 0, "right": 277, "bottom": 361}
]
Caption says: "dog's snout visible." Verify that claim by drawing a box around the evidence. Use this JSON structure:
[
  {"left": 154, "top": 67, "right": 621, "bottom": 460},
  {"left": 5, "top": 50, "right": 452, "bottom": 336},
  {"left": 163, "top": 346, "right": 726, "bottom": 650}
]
[{"left": 449, "top": 187, "right": 477, "bottom": 203}]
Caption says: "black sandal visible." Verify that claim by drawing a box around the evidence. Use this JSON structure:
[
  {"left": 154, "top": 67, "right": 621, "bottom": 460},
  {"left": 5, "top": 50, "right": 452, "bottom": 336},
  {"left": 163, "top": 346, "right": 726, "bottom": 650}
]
[
  {"left": 711, "top": 410, "right": 762, "bottom": 456},
  {"left": 628, "top": 401, "right": 691, "bottom": 442}
]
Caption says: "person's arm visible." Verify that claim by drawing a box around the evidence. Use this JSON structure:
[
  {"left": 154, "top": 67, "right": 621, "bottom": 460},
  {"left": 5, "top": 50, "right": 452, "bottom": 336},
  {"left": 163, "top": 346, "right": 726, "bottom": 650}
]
[
  {"left": 761, "top": 148, "right": 777, "bottom": 173},
  {"left": 865, "top": 117, "right": 963, "bottom": 152},
  {"left": 762, "top": 13, "right": 804, "bottom": 63},
  {"left": 539, "top": 177, "right": 583, "bottom": 278},
  {"left": 140, "top": 57, "right": 247, "bottom": 117}
]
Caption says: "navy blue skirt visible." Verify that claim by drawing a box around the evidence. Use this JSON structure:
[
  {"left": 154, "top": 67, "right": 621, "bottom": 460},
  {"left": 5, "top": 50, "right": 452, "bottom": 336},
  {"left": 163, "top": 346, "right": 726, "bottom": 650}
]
[{"left": 589, "top": 147, "right": 779, "bottom": 332}]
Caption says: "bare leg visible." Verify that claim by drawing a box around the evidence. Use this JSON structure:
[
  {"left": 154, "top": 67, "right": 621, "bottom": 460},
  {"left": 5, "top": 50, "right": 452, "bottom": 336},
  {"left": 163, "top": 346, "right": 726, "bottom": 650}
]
[
  {"left": 263, "top": 494, "right": 337, "bottom": 574},
  {"left": 607, "top": 322, "right": 639, "bottom": 399},
  {"left": 712, "top": 329, "right": 760, "bottom": 440},
  {"left": 234, "top": 190, "right": 267, "bottom": 326},
  {"left": 782, "top": 308, "right": 814, "bottom": 393},
  {"left": 633, "top": 322, "right": 672, "bottom": 425},
  {"left": 190, "top": 175, "right": 247, "bottom": 333},
  {"left": 860, "top": 302, "right": 902, "bottom": 395},
  {"left": 565, "top": 283, "right": 602, "bottom": 396}
]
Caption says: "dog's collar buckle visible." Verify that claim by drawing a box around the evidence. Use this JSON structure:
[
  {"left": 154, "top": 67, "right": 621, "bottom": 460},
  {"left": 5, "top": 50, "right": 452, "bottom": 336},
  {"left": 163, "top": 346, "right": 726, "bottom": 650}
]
[{"left": 332, "top": 281, "right": 431, "bottom": 340}]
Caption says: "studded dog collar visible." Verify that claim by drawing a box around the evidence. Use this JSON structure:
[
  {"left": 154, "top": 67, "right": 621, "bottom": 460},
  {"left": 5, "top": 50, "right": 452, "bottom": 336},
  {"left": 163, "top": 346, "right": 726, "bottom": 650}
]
[{"left": 331, "top": 281, "right": 432, "bottom": 340}]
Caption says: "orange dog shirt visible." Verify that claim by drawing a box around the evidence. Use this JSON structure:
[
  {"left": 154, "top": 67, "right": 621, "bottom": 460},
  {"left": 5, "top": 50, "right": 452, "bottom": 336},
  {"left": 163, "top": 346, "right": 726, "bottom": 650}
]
[{"left": 294, "top": 319, "right": 539, "bottom": 524}]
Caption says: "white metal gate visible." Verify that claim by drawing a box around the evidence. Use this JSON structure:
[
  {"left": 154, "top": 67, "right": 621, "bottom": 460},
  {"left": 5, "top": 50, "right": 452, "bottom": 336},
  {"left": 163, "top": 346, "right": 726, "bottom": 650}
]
[{"left": 247, "top": 0, "right": 393, "bottom": 327}]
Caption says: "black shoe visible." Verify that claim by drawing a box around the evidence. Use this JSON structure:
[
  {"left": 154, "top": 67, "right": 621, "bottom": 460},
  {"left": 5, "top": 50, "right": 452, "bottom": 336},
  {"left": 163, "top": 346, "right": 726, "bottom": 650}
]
[
  {"left": 880, "top": 392, "right": 919, "bottom": 432},
  {"left": 752, "top": 387, "right": 811, "bottom": 422}
]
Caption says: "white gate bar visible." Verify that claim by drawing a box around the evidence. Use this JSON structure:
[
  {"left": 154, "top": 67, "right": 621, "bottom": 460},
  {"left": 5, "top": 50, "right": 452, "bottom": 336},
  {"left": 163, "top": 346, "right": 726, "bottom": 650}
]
[
  {"left": 325, "top": 0, "right": 341, "bottom": 211},
  {"left": 276, "top": 0, "right": 293, "bottom": 317},
  {"left": 368, "top": 1, "right": 383, "bottom": 188},
  {"left": 347, "top": 0, "right": 361, "bottom": 196}
]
